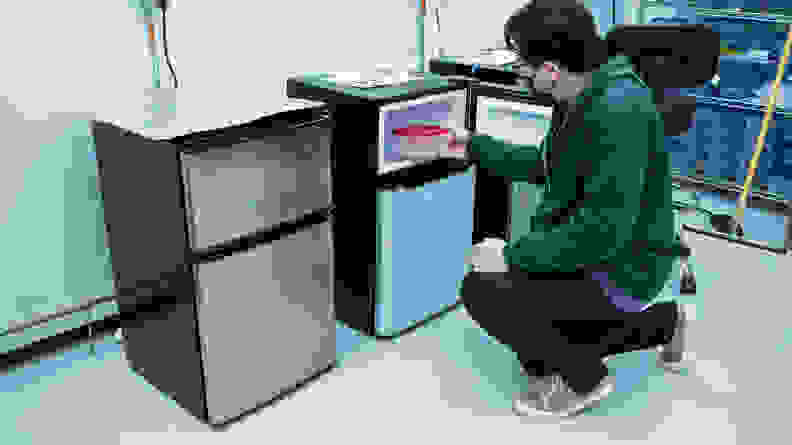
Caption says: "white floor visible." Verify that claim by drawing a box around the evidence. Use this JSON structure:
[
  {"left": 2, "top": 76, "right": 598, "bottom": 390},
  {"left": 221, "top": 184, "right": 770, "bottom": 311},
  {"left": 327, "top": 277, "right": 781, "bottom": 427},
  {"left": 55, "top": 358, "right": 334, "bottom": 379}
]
[{"left": 5, "top": 230, "right": 790, "bottom": 444}]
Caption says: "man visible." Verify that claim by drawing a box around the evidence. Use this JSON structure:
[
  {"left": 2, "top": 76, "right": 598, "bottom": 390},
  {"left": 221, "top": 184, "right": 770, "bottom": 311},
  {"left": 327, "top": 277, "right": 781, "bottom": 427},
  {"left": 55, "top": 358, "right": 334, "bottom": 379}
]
[{"left": 448, "top": 0, "right": 688, "bottom": 417}]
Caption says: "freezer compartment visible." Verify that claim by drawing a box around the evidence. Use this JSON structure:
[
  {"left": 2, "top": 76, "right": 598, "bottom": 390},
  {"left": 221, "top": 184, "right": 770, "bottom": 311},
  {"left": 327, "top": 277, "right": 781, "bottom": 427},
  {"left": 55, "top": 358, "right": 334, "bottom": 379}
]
[
  {"left": 378, "top": 90, "right": 467, "bottom": 174},
  {"left": 375, "top": 168, "right": 474, "bottom": 336},
  {"left": 194, "top": 221, "right": 335, "bottom": 425},
  {"left": 180, "top": 123, "right": 332, "bottom": 250}
]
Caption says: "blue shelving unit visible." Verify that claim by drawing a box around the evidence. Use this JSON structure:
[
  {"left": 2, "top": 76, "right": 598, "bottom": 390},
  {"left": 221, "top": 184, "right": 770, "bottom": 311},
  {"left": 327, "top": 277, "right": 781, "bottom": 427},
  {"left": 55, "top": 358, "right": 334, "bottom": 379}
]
[
  {"left": 644, "top": 3, "right": 792, "bottom": 250},
  {"left": 694, "top": 1, "right": 790, "bottom": 10},
  {"left": 649, "top": 12, "right": 792, "bottom": 196}
]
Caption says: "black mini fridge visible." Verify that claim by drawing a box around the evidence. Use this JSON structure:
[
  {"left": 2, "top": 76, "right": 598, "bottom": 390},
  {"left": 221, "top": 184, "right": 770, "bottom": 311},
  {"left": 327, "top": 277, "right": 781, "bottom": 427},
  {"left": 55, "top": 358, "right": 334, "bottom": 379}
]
[{"left": 91, "top": 104, "right": 336, "bottom": 427}]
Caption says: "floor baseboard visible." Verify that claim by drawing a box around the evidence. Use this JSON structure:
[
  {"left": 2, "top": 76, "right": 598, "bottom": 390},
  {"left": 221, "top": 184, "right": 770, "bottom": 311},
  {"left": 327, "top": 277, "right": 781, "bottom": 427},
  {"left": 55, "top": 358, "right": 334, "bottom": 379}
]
[{"left": 0, "top": 313, "right": 121, "bottom": 373}]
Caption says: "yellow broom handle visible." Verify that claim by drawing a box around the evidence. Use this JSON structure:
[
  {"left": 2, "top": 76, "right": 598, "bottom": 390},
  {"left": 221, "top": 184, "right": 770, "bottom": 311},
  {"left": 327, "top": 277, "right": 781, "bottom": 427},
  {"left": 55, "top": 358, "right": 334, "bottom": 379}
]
[{"left": 736, "top": 25, "right": 792, "bottom": 224}]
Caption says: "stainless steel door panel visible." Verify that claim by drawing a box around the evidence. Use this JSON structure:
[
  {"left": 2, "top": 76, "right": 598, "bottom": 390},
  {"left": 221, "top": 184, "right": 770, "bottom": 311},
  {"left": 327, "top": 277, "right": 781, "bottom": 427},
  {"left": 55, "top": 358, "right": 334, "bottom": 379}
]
[
  {"left": 181, "top": 126, "right": 331, "bottom": 249},
  {"left": 195, "top": 221, "right": 335, "bottom": 424}
]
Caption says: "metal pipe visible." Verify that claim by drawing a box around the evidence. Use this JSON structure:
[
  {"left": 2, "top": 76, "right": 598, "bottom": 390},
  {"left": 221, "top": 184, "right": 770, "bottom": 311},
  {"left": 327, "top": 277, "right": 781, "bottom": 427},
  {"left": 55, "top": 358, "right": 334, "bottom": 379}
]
[
  {"left": 0, "top": 296, "right": 115, "bottom": 337},
  {"left": 416, "top": 0, "right": 426, "bottom": 73}
]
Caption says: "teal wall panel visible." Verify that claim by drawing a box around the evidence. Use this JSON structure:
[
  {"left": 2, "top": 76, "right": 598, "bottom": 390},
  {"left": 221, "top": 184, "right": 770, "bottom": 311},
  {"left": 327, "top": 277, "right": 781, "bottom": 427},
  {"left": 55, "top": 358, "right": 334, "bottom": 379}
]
[{"left": 1, "top": 120, "right": 116, "bottom": 354}]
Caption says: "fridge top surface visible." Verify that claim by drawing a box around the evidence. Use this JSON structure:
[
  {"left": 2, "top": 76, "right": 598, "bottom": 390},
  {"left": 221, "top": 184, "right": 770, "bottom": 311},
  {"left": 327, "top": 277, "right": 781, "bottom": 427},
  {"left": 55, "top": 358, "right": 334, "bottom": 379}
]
[
  {"left": 96, "top": 91, "right": 328, "bottom": 142},
  {"left": 470, "top": 82, "right": 556, "bottom": 106},
  {"left": 287, "top": 73, "right": 467, "bottom": 107}
]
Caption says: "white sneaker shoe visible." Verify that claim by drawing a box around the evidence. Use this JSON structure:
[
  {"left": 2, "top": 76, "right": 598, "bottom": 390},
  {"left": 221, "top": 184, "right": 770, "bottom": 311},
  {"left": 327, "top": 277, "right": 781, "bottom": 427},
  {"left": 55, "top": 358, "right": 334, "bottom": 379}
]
[{"left": 513, "top": 374, "right": 614, "bottom": 417}]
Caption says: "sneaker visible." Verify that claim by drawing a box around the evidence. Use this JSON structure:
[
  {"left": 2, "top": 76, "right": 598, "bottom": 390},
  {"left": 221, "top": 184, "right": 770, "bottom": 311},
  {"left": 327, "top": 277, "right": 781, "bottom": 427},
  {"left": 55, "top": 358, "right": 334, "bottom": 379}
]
[
  {"left": 657, "top": 302, "right": 687, "bottom": 372},
  {"left": 519, "top": 374, "right": 556, "bottom": 398},
  {"left": 513, "top": 374, "right": 614, "bottom": 417}
]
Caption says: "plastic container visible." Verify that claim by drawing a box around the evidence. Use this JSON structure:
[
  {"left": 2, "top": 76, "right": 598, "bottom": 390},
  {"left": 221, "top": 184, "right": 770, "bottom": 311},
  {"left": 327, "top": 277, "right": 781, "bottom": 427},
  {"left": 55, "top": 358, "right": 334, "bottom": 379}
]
[
  {"left": 695, "top": 0, "right": 791, "bottom": 9},
  {"left": 692, "top": 1, "right": 744, "bottom": 11},
  {"left": 650, "top": 15, "right": 788, "bottom": 59},
  {"left": 391, "top": 125, "right": 454, "bottom": 159},
  {"left": 764, "top": 116, "right": 792, "bottom": 184},
  {"left": 716, "top": 54, "right": 778, "bottom": 99}
]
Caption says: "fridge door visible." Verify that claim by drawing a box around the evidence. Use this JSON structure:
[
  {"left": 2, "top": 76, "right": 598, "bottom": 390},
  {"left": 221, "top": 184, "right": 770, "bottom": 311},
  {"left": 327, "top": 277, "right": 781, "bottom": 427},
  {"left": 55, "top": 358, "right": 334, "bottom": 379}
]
[
  {"left": 475, "top": 96, "right": 554, "bottom": 241},
  {"left": 475, "top": 96, "right": 553, "bottom": 147},
  {"left": 194, "top": 221, "right": 335, "bottom": 425},
  {"left": 375, "top": 168, "right": 474, "bottom": 336},
  {"left": 180, "top": 121, "right": 332, "bottom": 250}
]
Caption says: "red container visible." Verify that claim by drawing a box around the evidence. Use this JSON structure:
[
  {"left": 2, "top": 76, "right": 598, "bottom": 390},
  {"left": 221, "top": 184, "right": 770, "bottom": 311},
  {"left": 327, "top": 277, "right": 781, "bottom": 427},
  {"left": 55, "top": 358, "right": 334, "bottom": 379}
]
[{"left": 392, "top": 125, "right": 454, "bottom": 159}]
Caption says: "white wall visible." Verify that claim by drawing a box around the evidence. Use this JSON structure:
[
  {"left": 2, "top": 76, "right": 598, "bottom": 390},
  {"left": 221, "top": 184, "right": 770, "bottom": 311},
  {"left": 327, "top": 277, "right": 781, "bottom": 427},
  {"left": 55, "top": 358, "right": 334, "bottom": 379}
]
[
  {"left": 2, "top": 0, "right": 630, "bottom": 126},
  {"left": 0, "top": 0, "right": 623, "bottom": 334}
]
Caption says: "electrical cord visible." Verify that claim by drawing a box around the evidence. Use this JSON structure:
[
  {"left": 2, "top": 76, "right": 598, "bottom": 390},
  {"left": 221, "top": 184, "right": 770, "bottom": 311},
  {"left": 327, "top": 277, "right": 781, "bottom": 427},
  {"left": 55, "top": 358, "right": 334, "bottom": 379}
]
[
  {"left": 161, "top": 8, "right": 178, "bottom": 88},
  {"left": 673, "top": 201, "right": 715, "bottom": 218},
  {"left": 670, "top": 183, "right": 715, "bottom": 217}
]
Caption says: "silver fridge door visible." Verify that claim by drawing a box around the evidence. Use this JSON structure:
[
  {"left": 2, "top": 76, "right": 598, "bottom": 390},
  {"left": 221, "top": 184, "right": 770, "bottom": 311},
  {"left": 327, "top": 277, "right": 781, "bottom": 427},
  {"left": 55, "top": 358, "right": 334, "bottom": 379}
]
[
  {"left": 180, "top": 124, "right": 332, "bottom": 250},
  {"left": 194, "top": 221, "right": 335, "bottom": 425}
]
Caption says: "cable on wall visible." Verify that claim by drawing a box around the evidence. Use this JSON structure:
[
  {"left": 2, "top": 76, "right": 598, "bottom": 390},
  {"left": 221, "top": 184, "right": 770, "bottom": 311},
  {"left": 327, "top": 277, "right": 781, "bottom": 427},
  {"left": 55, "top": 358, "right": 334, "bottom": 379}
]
[{"left": 159, "top": 1, "right": 178, "bottom": 88}]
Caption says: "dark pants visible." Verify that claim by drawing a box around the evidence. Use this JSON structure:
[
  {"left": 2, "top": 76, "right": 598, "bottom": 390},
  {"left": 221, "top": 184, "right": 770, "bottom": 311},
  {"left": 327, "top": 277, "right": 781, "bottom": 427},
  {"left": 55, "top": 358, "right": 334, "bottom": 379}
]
[{"left": 460, "top": 270, "right": 678, "bottom": 395}]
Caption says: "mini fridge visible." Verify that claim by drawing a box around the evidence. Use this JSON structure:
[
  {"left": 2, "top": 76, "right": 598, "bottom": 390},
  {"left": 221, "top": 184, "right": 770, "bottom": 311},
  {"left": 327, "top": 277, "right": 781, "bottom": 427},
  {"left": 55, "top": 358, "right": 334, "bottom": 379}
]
[
  {"left": 91, "top": 104, "right": 336, "bottom": 427},
  {"left": 374, "top": 90, "right": 474, "bottom": 337},
  {"left": 287, "top": 74, "right": 473, "bottom": 339}
]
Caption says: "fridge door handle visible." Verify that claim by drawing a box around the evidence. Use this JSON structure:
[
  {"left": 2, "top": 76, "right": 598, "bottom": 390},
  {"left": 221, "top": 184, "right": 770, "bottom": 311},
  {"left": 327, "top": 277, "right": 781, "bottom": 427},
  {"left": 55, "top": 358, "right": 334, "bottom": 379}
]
[{"left": 376, "top": 158, "right": 472, "bottom": 191}]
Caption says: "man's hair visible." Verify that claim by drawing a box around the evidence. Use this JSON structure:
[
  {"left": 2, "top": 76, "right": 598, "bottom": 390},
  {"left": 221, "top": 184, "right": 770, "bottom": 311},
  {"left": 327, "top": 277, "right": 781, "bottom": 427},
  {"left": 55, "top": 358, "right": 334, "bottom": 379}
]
[{"left": 504, "top": 0, "right": 610, "bottom": 73}]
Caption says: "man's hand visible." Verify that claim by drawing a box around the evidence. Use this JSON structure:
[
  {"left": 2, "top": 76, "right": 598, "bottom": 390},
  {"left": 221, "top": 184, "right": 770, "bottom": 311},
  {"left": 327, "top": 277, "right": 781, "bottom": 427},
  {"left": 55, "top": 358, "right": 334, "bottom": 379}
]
[
  {"left": 440, "top": 126, "right": 472, "bottom": 160},
  {"left": 468, "top": 238, "right": 508, "bottom": 273}
]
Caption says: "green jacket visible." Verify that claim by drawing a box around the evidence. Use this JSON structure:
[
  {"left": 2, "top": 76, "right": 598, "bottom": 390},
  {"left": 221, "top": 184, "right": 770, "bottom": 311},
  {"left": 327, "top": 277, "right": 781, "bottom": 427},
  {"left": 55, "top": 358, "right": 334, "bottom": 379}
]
[{"left": 468, "top": 55, "right": 678, "bottom": 303}]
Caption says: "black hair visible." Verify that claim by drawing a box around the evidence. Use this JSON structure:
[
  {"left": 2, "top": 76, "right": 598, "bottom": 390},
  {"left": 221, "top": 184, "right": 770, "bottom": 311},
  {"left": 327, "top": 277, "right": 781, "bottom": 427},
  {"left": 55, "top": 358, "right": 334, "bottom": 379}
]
[{"left": 504, "top": 0, "right": 611, "bottom": 73}]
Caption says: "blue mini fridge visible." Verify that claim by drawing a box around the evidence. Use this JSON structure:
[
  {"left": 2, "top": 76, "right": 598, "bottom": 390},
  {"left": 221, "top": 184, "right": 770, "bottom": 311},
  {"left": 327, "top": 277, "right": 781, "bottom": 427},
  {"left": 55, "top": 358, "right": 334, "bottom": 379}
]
[
  {"left": 287, "top": 75, "right": 474, "bottom": 339},
  {"left": 374, "top": 90, "right": 474, "bottom": 337}
]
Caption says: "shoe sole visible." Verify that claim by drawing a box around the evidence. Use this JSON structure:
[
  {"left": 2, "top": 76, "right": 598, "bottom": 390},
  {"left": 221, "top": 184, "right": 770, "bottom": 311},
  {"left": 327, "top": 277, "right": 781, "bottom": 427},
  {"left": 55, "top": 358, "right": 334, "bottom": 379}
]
[
  {"left": 513, "top": 382, "right": 614, "bottom": 418},
  {"left": 563, "top": 382, "right": 614, "bottom": 417},
  {"left": 657, "top": 356, "right": 685, "bottom": 373}
]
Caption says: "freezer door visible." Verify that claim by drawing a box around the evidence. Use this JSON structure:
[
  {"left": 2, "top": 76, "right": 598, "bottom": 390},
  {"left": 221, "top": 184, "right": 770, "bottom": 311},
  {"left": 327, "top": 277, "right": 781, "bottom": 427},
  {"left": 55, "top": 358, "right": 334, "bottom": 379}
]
[
  {"left": 194, "top": 221, "right": 335, "bottom": 424},
  {"left": 180, "top": 124, "right": 332, "bottom": 250}
]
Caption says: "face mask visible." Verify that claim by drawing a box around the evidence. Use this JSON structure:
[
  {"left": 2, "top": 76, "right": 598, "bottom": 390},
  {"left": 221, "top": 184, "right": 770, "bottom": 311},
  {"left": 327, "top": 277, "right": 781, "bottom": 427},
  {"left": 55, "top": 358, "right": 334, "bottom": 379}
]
[
  {"left": 517, "top": 62, "right": 560, "bottom": 101},
  {"left": 534, "top": 62, "right": 561, "bottom": 91}
]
